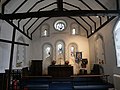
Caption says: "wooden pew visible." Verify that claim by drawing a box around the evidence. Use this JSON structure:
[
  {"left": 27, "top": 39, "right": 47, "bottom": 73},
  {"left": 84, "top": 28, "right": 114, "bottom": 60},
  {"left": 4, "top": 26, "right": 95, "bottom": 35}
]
[{"left": 20, "top": 76, "right": 52, "bottom": 90}]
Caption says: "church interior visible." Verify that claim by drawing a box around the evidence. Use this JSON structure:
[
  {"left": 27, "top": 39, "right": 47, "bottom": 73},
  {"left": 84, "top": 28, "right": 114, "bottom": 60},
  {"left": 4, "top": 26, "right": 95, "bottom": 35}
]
[{"left": 0, "top": 0, "right": 120, "bottom": 90}]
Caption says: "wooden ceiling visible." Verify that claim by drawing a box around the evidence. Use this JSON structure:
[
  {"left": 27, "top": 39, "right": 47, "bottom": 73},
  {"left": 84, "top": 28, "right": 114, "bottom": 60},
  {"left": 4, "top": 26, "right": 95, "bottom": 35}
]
[{"left": 0, "top": 0, "right": 119, "bottom": 39}]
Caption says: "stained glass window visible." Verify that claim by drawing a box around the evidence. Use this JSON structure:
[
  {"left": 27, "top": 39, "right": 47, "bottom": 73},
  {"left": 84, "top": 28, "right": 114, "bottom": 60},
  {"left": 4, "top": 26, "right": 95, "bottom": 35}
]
[
  {"left": 54, "top": 20, "right": 66, "bottom": 31},
  {"left": 43, "top": 44, "right": 52, "bottom": 60},
  {"left": 56, "top": 40, "right": 65, "bottom": 65},
  {"left": 68, "top": 43, "right": 78, "bottom": 58}
]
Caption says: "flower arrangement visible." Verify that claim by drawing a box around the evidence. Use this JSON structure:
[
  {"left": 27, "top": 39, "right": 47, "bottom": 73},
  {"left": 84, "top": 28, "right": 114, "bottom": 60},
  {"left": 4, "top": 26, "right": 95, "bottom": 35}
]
[
  {"left": 51, "top": 60, "right": 56, "bottom": 65},
  {"left": 65, "top": 60, "right": 69, "bottom": 65}
]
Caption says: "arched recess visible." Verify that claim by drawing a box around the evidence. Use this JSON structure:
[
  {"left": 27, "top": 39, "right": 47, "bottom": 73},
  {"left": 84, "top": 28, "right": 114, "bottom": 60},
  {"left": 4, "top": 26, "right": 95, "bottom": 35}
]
[
  {"left": 70, "top": 22, "right": 80, "bottom": 35},
  {"left": 16, "top": 36, "right": 26, "bottom": 67},
  {"left": 42, "top": 43, "right": 53, "bottom": 75},
  {"left": 40, "top": 23, "right": 50, "bottom": 37},
  {"left": 55, "top": 40, "right": 65, "bottom": 65},
  {"left": 94, "top": 33, "right": 106, "bottom": 64}
]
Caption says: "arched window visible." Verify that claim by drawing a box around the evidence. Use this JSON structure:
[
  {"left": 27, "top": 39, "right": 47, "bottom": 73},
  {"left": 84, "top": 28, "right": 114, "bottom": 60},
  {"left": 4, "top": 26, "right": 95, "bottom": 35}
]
[
  {"left": 114, "top": 19, "right": 120, "bottom": 67},
  {"left": 42, "top": 43, "right": 53, "bottom": 75},
  {"left": 56, "top": 40, "right": 65, "bottom": 65},
  {"left": 68, "top": 43, "right": 78, "bottom": 58},
  {"left": 43, "top": 29, "right": 47, "bottom": 36},
  {"left": 16, "top": 36, "right": 26, "bottom": 67},
  {"left": 40, "top": 24, "right": 49, "bottom": 37},
  {"left": 43, "top": 43, "right": 53, "bottom": 60},
  {"left": 70, "top": 23, "right": 80, "bottom": 35},
  {"left": 95, "top": 34, "right": 105, "bottom": 64}
]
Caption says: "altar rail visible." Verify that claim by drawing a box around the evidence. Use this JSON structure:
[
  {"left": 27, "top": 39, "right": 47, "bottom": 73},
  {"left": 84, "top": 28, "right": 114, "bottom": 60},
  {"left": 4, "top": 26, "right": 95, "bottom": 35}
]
[{"left": 20, "top": 75, "right": 114, "bottom": 90}]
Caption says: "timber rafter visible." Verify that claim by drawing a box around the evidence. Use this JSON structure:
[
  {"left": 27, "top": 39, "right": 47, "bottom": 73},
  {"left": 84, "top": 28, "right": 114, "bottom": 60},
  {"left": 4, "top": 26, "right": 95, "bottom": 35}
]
[
  {"left": 1, "top": 0, "right": 119, "bottom": 39},
  {"left": 0, "top": 10, "right": 119, "bottom": 20}
]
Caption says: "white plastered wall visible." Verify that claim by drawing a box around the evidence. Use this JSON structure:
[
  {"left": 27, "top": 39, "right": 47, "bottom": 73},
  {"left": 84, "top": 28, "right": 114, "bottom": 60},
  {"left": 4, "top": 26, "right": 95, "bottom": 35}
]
[{"left": 89, "top": 17, "right": 120, "bottom": 83}]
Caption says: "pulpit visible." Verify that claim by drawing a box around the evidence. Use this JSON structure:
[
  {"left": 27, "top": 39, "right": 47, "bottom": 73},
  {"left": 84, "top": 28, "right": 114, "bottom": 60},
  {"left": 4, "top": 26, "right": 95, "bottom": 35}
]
[{"left": 48, "top": 65, "right": 73, "bottom": 77}]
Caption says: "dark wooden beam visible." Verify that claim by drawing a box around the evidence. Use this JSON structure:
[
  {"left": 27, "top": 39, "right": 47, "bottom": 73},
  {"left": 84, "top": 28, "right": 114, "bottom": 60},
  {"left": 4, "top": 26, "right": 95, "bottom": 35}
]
[
  {"left": 23, "top": 18, "right": 32, "bottom": 32},
  {"left": 12, "top": 0, "right": 28, "bottom": 14},
  {"left": 68, "top": 17, "right": 89, "bottom": 37},
  {"left": 18, "top": 0, "right": 45, "bottom": 25},
  {"left": 57, "top": 0, "right": 63, "bottom": 11},
  {"left": 27, "top": 18, "right": 39, "bottom": 35},
  {"left": 88, "top": 16, "right": 116, "bottom": 38},
  {"left": 5, "top": 20, "right": 32, "bottom": 40},
  {"left": 79, "top": 0, "right": 92, "bottom": 10},
  {"left": 0, "top": 10, "right": 119, "bottom": 20},
  {"left": 79, "top": 16, "right": 92, "bottom": 33},
  {"left": 2, "top": 0, "right": 11, "bottom": 14},
  {"left": 25, "top": 9, "right": 56, "bottom": 35},
  {"left": 63, "top": 3, "right": 95, "bottom": 34},
  {"left": 0, "top": 38, "right": 29, "bottom": 46},
  {"left": 88, "top": 16, "right": 96, "bottom": 30},
  {"left": 31, "top": 17, "right": 51, "bottom": 38},
  {"left": 63, "top": 2, "right": 81, "bottom": 10},
  {"left": 63, "top": 3, "right": 96, "bottom": 33},
  {"left": 95, "top": 0, "right": 108, "bottom": 10},
  {"left": 116, "top": 0, "right": 119, "bottom": 10},
  {"left": 8, "top": 28, "right": 16, "bottom": 90},
  {"left": 20, "top": 2, "right": 56, "bottom": 32}
]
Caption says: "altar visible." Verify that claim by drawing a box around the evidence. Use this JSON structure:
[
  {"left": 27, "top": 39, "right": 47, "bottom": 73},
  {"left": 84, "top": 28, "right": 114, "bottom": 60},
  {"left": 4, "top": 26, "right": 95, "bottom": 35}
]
[{"left": 48, "top": 65, "right": 73, "bottom": 77}]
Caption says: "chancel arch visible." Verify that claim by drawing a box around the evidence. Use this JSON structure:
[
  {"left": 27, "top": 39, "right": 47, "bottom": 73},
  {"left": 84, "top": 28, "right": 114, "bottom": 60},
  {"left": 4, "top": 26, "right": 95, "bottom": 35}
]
[
  {"left": 55, "top": 40, "right": 65, "bottom": 65},
  {"left": 42, "top": 43, "right": 53, "bottom": 75},
  {"left": 94, "top": 34, "right": 105, "bottom": 64},
  {"left": 16, "top": 36, "right": 26, "bottom": 67}
]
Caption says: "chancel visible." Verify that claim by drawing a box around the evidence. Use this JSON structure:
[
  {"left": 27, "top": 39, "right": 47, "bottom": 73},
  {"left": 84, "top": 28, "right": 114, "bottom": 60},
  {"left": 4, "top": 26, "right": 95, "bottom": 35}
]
[{"left": 0, "top": 0, "right": 120, "bottom": 90}]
